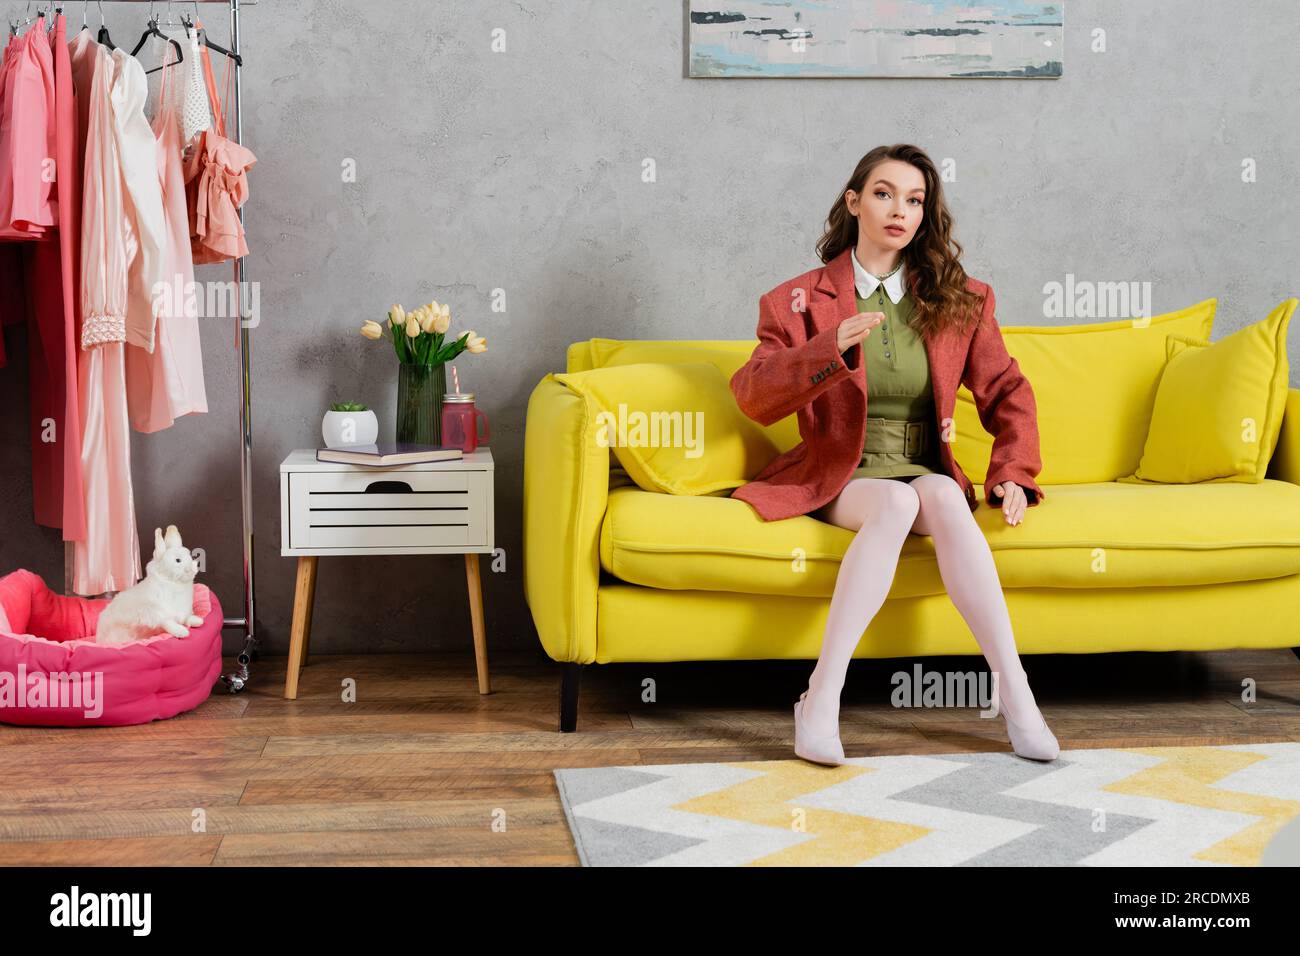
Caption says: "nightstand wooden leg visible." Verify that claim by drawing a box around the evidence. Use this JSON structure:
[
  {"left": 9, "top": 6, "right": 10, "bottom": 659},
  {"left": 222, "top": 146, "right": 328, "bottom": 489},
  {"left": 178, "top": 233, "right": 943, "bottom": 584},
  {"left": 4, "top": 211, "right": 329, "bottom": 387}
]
[
  {"left": 464, "top": 552, "right": 490, "bottom": 694},
  {"left": 299, "top": 556, "right": 318, "bottom": 671},
  {"left": 285, "top": 555, "right": 318, "bottom": 700}
]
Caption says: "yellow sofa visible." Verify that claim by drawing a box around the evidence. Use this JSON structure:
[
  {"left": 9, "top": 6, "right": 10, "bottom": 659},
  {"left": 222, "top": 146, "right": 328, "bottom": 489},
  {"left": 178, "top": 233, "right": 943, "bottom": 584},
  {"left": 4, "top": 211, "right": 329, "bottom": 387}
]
[{"left": 524, "top": 309, "right": 1300, "bottom": 731}]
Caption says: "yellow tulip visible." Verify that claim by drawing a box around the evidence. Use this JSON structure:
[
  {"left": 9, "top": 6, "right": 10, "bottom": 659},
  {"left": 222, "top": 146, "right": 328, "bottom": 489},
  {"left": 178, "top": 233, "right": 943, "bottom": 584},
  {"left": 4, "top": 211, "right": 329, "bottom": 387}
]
[
  {"left": 389, "top": 304, "right": 405, "bottom": 329},
  {"left": 433, "top": 303, "right": 451, "bottom": 334},
  {"left": 419, "top": 306, "right": 437, "bottom": 334},
  {"left": 359, "top": 320, "right": 384, "bottom": 340},
  {"left": 463, "top": 331, "right": 487, "bottom": 354},
  {"left": 405, "top": 314, "right": 420, "bottom": 338}
]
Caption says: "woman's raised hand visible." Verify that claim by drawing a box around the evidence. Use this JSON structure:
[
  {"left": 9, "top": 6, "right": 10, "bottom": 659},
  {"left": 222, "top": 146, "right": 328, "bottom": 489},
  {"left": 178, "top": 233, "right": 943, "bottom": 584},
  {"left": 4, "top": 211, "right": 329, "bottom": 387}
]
[{"left": 836, "top": 312, "right": 886, "bottom": 353}]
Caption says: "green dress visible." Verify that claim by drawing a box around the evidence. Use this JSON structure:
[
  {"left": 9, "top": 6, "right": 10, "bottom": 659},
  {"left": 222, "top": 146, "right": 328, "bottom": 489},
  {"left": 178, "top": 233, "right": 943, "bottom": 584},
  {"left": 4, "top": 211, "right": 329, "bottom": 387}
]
[{"left": 848, "top": 284, "right": 943, "bottom": 481}]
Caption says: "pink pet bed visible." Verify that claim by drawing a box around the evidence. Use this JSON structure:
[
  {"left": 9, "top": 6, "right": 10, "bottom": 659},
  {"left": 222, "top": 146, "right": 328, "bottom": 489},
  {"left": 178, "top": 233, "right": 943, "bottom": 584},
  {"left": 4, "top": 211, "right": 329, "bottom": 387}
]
[{"left": 0, "top": 569, "right": 223, "bottom": 727}]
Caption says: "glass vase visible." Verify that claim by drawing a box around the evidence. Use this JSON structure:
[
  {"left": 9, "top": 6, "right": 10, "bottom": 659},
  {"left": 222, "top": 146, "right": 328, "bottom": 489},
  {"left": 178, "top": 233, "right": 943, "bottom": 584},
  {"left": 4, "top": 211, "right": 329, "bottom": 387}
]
[{"left": 395, "top": 362, "right": 446, "bottom": 446}]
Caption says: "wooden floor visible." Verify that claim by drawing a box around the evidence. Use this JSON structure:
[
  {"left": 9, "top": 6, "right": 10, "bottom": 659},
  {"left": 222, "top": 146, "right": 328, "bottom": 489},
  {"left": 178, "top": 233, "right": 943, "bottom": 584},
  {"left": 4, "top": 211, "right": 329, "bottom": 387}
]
[{"left": 0, "top": 646, "right": 1297, "bottom": 865}]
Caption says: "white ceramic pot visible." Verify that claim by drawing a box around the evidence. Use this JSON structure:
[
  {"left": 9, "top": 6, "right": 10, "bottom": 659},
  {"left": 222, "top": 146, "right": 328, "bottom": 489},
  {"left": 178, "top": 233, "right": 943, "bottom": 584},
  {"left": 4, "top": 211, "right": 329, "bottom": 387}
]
[{"left": 322, "top": 409, "right": 379, "bottom": 448}]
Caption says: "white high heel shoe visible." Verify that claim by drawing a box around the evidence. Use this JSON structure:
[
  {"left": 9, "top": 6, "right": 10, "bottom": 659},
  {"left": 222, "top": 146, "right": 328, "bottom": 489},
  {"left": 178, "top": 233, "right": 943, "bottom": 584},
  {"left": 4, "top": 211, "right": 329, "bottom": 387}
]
[
  {"left": 998, "top": 692, "right": 1060, "bottom": 761},
  {"left": 794, "top": 690, "right": 846, "bottom": 766}
]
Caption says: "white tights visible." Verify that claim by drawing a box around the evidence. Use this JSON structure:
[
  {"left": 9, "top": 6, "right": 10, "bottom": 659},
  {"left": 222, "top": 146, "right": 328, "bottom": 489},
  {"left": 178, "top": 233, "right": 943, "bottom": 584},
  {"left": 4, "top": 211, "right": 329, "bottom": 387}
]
[{"left": 802, "top": 474, "right": 1042, "bottom": 739}]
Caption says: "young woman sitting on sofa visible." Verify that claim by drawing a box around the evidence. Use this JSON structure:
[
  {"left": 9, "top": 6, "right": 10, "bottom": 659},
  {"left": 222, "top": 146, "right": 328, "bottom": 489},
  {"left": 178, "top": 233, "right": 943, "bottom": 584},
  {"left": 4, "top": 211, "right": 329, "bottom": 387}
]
[{"left": 729, "top": 143, "right": 1060, "bottom": 767}]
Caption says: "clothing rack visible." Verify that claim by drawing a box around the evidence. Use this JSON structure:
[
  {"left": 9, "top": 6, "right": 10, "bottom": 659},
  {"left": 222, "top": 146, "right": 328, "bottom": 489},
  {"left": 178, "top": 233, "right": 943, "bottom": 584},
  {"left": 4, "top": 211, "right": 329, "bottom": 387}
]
[{"left": 61, "top": 0, "right": 258, "bottom": 692}]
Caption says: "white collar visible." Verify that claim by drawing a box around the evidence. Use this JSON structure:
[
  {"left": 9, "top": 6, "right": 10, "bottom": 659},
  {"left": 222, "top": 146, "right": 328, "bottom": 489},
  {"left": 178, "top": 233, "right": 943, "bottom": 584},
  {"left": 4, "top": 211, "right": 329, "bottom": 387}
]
[{"left": 852, "top": 247, "right": 907, "bottom": 304}]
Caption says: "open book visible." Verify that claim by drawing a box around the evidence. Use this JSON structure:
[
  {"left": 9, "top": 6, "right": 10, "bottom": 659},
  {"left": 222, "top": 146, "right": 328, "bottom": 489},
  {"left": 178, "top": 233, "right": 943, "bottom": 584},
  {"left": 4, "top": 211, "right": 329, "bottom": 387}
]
[{"left": 315, "top": 443, "right": 464, "bottom": 466}]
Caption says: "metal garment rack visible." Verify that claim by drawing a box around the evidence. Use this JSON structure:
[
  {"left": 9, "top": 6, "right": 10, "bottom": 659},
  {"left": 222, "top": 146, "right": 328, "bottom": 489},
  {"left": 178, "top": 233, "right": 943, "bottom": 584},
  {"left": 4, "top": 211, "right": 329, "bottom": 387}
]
[{"left": 81, "top": 0, "right": 258, "bottom": 691}]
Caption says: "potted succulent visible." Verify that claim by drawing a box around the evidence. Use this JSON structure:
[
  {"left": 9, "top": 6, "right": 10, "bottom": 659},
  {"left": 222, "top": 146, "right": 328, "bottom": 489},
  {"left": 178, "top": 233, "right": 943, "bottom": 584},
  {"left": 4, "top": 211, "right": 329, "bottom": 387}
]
[
  {"left": 321, "top": 401, "right": 379, "bottom": 449},
  {"left": 359, "top": 300, "right": 487, "bottom": 445}
]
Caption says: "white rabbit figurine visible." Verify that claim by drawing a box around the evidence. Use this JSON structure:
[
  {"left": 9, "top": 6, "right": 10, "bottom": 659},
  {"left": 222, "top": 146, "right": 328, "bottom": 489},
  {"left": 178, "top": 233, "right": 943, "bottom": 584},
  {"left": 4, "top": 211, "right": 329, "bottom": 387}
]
[{"left": 95, "top": 525, "right": 204, "bottom": 645}]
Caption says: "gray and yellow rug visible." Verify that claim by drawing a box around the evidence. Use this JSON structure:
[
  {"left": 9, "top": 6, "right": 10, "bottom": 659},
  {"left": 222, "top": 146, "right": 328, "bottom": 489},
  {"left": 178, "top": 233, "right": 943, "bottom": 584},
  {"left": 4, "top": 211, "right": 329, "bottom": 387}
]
[{"left": 553, "top": 743, "right": 1300, "bottom": 866}]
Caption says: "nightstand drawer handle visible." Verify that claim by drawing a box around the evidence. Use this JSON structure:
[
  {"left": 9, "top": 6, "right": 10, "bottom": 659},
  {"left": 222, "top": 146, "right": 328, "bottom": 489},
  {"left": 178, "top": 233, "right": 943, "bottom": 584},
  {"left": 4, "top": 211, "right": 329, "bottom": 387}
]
[{"left": 366, "top": 480, "right": 414, "bottom": 495}]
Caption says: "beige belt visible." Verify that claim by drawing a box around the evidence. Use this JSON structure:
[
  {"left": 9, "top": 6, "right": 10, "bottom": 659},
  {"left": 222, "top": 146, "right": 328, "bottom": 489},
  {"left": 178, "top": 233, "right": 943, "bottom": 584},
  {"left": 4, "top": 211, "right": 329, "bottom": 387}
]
[{"left": 863, "top": 417, "right": 933, "bottom": 458}]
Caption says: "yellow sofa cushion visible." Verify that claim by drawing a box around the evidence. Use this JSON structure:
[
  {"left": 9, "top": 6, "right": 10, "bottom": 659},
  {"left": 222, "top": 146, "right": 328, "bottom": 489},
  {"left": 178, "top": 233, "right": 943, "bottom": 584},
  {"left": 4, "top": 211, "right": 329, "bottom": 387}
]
[
  {"left": 566, "top": 338, "right": 803, "bottom": 451},
  {"left": 553, "top": 362, "right": 779, "bottom": 495},
  {"left": 568, "top": 338, "right": 753, "bottom": 375},
  {"left": 952, "top": 298, "right": 1217, "bottom": 486},
  {"left": 599, "top": 480, "right": 1300, "bottom": 599},
  {"left": 1120, "top": 299, "right": 1295, "bottom": 485}
]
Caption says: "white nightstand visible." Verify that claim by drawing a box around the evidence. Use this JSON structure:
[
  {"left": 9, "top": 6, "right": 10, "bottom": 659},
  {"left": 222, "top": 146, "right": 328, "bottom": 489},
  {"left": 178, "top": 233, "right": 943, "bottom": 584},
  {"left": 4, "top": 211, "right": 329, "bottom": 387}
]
[{"left": 278, "top": 447, "right": 495, "bottom": 699}]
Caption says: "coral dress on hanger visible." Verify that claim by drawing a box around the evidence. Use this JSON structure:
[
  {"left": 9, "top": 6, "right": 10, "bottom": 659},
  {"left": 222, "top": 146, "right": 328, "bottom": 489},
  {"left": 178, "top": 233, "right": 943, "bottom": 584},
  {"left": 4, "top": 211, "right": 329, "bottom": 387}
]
[
  {"left": 184, "top": 129, "right": 254, "bottom": 263},
  {"left": 0, "top": 15, "right": 87, "bottom": 540},
  {"left": 29, "top": 14, "right": 89, "bottom": 539},
  {"left": 182, "top": 46, "right": 254, "bottom": 265},
  {"left": 49, "top": 14, "right": 88, "bottom": 541}
]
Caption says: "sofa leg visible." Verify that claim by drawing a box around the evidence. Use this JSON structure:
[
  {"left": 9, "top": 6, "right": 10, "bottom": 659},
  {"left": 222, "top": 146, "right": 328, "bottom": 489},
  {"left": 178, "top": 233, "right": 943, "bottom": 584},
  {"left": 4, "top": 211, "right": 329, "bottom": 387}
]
[{"left": 560, "top": 662, "right": 583, "bottom": 732}]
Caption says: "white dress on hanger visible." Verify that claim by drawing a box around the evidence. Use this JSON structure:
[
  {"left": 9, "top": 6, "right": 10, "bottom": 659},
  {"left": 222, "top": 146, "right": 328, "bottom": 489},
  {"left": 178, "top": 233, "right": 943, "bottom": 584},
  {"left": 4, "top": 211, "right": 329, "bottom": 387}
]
[{"left": 112, "top": 47, "right": 169, "bottom": 353}]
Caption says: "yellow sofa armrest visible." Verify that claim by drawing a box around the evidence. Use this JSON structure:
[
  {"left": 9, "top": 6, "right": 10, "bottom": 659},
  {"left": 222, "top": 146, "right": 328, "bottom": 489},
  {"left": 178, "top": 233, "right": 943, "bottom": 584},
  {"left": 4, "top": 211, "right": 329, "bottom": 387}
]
[
  {"left": 1267, "top": 388, "right": 1300, "bottom": 484},
  {"left": 523, "top": 374, "right": 609, "bottom": 664}
]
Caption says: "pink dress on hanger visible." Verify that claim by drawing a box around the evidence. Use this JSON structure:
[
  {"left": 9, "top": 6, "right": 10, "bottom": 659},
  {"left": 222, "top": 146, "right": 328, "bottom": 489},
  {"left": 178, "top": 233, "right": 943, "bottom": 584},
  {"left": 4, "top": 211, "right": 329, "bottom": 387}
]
[
  {"left": 0, "top": 25, "right": 49, "bottom": 364},
  {"left": 74, "top": 37, "right": 137, "bottom": 594},
  {"left": 0, "top": 15, "right": 56, "bottom": 238},
  {"left": 125, "top": 36, "right": 207, "bottom": 432},
  {"left": 73, "top": 41, "right": 168, "bottom": 594}
]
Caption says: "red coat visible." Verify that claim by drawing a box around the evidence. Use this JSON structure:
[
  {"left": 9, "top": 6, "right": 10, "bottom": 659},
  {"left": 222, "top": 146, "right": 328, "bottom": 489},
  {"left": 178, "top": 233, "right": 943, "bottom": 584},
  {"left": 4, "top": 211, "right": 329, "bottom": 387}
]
[{"left": 729, "top": 246, "right": 1046, "bottom": 522}]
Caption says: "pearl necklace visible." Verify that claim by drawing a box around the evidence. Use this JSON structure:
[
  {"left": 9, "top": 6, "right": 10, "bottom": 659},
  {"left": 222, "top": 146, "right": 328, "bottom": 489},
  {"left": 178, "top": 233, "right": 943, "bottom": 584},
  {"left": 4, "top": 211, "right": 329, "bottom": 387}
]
[{"left": 869, "top": 261, "right": 903, "bottom": 306}]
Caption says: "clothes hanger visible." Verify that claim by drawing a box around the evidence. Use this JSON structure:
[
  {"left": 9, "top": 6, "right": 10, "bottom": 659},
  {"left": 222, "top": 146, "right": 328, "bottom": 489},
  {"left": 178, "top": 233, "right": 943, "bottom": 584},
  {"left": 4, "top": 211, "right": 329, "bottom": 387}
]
[
  {"left": 131, "top": 9, "right": 184, "bottom": 66},
  {"left": 141, "top": 34, "right": 184, "bottom": 74},
  {"left": 184, "top": 1, "right": 242, "bottom": 67},
  {"left": 96, "top": 0, "right": 114, "bottom": 49},
  {"left": 135, "top": 0, "right": 183, "bottom": 73},
  {"left": 144, "top": 0, "right": 187, "bottom": 74},
  {"left": 199, "top": 27, "right": 240, "bottom": 66},
  {"left": 14, "top": 1, "right": 39, "bottom": 34}
]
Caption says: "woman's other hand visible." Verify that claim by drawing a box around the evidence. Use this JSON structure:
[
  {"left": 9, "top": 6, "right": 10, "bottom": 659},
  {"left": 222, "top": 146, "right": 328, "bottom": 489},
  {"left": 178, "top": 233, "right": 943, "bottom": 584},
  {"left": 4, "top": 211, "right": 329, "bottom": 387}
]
[{"left": 992, "top": 481, "right": 1027, "bottom": 526}]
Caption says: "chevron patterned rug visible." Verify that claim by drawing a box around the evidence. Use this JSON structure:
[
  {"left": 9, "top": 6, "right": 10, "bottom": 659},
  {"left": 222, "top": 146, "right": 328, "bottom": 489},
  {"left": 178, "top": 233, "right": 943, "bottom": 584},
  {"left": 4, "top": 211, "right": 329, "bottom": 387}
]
[{"left": 553, "top": 743, "right": 1300, "bottom": 866}]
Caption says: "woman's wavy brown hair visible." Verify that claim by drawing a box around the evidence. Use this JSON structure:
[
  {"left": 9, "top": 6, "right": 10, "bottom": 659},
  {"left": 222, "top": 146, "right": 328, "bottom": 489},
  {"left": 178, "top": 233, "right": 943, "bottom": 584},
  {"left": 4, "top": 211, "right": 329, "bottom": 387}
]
[{"left": 815, "top": 144, "right": 984, "bottom": 339}]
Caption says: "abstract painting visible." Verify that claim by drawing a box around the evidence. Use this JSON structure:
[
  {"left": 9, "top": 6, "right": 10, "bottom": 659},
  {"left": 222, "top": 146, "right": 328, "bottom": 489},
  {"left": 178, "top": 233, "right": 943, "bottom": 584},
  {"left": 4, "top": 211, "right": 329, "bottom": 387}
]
[{"left": 689, "top": 1, "right": 1064, "bottom": 78}]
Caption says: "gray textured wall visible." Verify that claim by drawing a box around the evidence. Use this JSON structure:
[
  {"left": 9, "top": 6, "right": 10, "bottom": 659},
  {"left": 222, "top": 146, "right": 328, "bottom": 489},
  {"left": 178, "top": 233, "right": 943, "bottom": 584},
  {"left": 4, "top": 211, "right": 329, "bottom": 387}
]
[{"left": 2, "top": 1, "right": 1297, "bottom": 658}]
